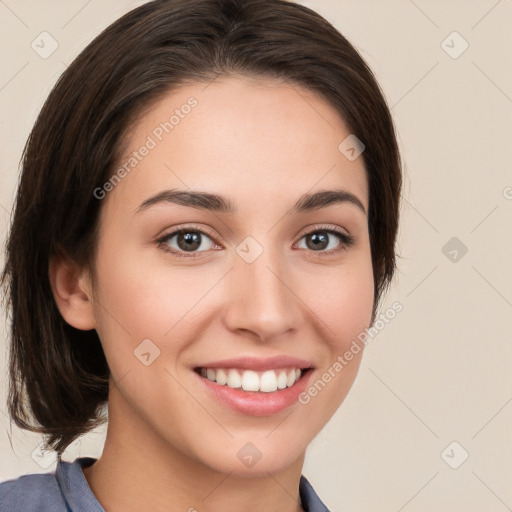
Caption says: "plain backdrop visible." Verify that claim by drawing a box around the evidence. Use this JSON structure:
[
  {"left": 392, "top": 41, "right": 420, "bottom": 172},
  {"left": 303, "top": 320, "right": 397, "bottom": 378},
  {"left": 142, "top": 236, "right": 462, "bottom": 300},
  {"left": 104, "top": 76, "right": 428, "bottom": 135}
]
[{"left": 1, "top": 1, "right": 511, "bottom": 511}]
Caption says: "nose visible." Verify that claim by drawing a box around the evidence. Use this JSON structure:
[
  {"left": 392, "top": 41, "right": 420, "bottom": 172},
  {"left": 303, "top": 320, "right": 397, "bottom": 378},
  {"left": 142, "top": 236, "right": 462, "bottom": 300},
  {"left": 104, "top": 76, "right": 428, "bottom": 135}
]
[{"left": 223, "top": 243, "right": 299, "bottom": 342}]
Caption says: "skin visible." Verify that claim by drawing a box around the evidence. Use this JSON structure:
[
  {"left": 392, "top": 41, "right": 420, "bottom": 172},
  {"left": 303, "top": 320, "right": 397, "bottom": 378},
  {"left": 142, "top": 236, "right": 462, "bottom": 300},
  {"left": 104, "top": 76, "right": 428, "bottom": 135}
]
[{"left": 50, "top": 75, "right": 374, "bottom": 512}]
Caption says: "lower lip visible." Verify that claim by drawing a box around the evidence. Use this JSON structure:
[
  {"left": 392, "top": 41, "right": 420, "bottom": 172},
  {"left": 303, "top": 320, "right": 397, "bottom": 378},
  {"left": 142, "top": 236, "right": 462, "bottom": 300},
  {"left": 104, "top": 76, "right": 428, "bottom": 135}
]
[{"left": 195, "top": 369, "right": 314, "bottom": 416}]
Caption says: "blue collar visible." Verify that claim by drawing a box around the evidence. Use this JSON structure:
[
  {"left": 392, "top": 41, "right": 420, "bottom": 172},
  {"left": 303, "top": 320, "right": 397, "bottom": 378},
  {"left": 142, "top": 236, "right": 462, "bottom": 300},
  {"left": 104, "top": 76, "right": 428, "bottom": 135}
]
[{"left": 56, "top": 457, "right": 330, "bottom": 511}]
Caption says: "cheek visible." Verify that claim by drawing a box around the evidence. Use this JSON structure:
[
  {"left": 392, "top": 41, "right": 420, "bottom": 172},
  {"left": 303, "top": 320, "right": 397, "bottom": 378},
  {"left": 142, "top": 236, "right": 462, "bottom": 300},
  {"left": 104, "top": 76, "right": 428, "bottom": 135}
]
[
  {"left": 302, "top": 257, "right": 375, "bottom": 352},
  {"left": 289, "top": 261, "right": 373, "bottom": 441},
  {"left": 91, "top": 242, "right": 215, "bottom": 353}
]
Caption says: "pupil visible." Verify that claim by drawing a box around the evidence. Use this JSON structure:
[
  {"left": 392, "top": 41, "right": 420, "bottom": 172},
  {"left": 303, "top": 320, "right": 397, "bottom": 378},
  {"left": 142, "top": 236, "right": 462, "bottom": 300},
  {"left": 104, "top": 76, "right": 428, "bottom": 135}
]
[
  {"left": 308, "top": 232, "right": 328, "bottom": 250},
  {"left": 178, "top": 232, "right": 201, "bottom": 251}
]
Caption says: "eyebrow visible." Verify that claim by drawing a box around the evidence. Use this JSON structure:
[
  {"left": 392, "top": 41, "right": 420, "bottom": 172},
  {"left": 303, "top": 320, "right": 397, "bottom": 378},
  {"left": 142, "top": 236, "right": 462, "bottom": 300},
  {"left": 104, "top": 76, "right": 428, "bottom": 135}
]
[{"left": 136, "top": 187, "right": 367, "bottom": 216}]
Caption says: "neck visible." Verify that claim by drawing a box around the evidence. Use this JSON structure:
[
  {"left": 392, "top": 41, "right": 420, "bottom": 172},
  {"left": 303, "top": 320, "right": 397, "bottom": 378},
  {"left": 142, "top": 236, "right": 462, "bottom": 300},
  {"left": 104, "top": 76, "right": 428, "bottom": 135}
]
[{"left": 82, "top": 386, "right": 305, "bottom": 512}]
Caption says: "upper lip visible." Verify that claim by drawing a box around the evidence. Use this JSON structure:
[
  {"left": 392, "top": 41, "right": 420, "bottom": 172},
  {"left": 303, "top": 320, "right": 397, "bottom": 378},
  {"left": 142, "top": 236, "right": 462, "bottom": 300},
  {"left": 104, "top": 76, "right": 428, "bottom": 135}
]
[{"left": 195, "top": 355, "right": 314, "bottom": 372}]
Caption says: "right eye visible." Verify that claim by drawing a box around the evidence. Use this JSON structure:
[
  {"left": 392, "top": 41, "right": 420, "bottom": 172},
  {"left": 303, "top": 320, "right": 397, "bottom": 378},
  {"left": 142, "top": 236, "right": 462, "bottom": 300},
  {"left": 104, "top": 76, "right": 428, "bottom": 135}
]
[{"left": 156, "top": 226, "right": 220, "bottom": 258}]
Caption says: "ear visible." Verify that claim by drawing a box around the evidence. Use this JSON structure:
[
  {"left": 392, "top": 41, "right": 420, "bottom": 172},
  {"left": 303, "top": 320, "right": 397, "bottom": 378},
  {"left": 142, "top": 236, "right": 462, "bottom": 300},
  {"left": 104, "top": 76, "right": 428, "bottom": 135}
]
[{"left": 48, "top": 254, "right": 96, "bottom": 331}]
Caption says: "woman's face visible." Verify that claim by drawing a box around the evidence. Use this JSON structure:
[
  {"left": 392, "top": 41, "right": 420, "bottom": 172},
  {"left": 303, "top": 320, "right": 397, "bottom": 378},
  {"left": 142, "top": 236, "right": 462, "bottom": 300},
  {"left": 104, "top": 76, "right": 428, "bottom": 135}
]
[{"left": 88, "top": 75, "right": 374, "bottom": 475}]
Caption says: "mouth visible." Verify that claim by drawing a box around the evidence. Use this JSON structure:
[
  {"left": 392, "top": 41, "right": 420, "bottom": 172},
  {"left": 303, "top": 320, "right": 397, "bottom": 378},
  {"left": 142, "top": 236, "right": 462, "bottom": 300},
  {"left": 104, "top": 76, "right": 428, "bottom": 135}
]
[
  {"left": 194, "top": 366, "right": 313, "bottom": 393},
  {"left": 192, "top": 357, "right": 315, "bottom": 416}
]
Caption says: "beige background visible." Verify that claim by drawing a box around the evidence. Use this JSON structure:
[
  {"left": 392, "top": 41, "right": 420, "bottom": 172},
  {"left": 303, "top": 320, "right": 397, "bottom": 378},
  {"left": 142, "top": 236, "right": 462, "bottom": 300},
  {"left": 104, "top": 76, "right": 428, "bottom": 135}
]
[{"left": 1, "top": 1, "right": 511, "bottom": 511}]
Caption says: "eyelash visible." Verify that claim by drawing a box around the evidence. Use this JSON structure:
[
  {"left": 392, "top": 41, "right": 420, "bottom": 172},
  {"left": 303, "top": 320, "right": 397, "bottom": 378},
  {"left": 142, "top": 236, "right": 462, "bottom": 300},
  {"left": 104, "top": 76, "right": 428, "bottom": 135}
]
[{"left": 156, "top": 224, "right": 356, "bottom": 259}]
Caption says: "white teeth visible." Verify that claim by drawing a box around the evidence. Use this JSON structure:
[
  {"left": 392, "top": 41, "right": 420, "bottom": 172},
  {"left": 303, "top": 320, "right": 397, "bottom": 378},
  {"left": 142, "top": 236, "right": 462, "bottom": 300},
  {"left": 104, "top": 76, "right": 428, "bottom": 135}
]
[
  {"left": 227, "top": 369, "right": 242, "bottom": 389},
  {"left": 199, "top": 367, "right": 306, "bottom": 392},
  {"left": 215, "top": 368, "right": 227, "bottom": 386},
  {"left": 241, "top": 370, "right": 260, "bottom": 391},
  {"left": 260, "top": 370, "right": 278, "bottom": 392},
  {"left": 276, "top": 370, "right": 288, "bottom": 389}
]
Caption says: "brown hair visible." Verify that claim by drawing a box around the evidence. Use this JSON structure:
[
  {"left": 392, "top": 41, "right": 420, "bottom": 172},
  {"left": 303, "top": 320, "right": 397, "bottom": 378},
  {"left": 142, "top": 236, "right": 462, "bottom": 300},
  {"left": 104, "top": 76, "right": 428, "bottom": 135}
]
[{"left": 1, "top": 0, "right": 402, "bottom": 458}]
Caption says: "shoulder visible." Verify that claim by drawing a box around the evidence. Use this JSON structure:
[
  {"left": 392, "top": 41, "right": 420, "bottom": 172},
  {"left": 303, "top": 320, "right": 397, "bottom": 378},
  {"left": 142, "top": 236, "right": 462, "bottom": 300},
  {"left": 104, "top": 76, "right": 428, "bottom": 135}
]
[
  {"left": 0, "top": 456, "right": 101, "bottom": 512},
  {"left": 0, "top": 471, "right": 68, "bottom": 512}
]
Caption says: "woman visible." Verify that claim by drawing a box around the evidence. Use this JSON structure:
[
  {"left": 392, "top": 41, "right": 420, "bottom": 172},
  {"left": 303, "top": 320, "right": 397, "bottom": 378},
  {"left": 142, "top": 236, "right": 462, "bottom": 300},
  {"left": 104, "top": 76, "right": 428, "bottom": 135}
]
[{"left": 0, "top": 0, "right": 402, "bottom": 510}]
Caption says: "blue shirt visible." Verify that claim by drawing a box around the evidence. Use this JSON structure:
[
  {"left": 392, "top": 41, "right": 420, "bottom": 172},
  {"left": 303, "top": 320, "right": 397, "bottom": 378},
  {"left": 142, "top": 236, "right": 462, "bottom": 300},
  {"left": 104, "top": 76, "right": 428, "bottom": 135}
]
[{"left": 0, "top": 457, "right": 330, "bottom": 511}]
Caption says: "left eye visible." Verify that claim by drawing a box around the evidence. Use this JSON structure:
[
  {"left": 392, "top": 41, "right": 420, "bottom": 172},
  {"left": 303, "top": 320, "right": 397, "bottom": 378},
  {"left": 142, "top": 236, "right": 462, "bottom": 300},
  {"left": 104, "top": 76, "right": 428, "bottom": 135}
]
[{"left": 296, "top": 229, "right": 352, "bottom": 252}]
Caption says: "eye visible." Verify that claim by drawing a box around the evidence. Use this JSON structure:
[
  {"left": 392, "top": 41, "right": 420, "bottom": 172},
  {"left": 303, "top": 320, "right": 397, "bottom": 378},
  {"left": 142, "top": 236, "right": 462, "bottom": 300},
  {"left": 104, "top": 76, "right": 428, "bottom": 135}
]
[
  {"left": 295, "top": 226, "right": 355, "bottom": 254},
  {"left": 156, "top": 226, "right": 218, "bottom": 258}
]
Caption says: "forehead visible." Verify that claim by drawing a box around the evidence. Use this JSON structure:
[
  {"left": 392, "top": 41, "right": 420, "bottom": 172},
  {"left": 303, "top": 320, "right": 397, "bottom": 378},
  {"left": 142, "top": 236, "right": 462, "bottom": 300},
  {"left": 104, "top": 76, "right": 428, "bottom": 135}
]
[{"left": 103, "top": 75, "right": 368, "bottom": 218}]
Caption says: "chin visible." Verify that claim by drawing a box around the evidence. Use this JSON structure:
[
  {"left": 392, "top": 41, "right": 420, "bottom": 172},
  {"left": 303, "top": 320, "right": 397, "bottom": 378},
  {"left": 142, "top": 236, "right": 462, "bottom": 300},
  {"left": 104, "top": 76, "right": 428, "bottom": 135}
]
[{"left": 194, "top": 437, "right": 307, "bottom": 478}]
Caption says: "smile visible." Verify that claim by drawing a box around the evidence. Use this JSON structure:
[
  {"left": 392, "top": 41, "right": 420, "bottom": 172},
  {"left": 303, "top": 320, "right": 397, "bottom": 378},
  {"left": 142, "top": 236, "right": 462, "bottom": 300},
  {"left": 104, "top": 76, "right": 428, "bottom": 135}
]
[
  {"left": 196, "top": 367, "right": 307, "bottom": 393},
  {"left": 193, "top": 365, "right": 314, "bottom": 416}
]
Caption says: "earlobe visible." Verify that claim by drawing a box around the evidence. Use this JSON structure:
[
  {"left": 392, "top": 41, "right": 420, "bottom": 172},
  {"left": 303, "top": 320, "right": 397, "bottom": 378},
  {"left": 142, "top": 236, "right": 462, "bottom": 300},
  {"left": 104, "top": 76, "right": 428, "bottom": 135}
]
[{"left": 48, "top": 255, "right": 96, "bottom": 331}]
